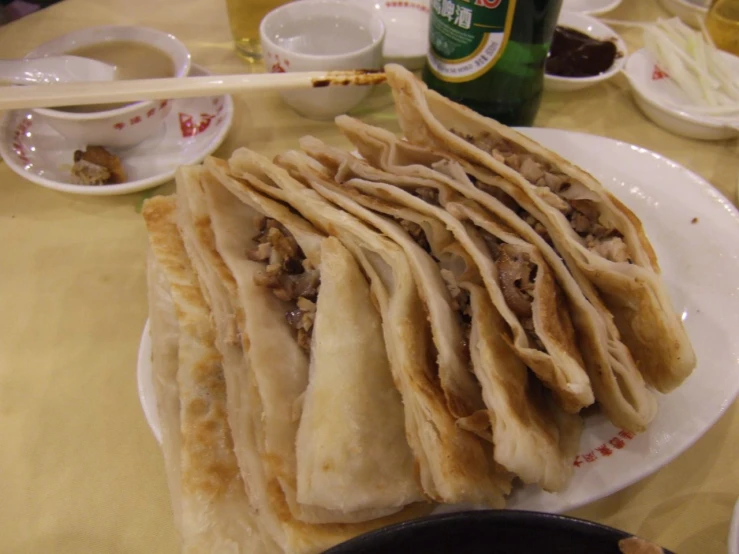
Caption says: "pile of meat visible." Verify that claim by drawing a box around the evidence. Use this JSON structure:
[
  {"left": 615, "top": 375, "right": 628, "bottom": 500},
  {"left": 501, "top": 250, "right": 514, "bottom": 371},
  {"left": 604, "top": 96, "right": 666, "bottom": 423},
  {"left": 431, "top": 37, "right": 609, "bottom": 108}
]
[
  {"left": 246, "top": 217, "right": 320, "bottom": 351},
  {"left": 457, "top": 131, "right": 631, "bottom": 264},
  {"left": 480, "top": 230, "right": 544, "bottom": 351}
]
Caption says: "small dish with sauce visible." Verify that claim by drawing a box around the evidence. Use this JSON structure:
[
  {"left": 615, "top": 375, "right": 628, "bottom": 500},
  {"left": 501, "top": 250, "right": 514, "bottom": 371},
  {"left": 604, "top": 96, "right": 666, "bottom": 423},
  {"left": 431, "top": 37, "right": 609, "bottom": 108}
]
[
  {"left": 544, "top": 11, "right": 627, "bottom": 93},
  {"left": 25, "top": 25, "right": 191, "bottom": 148}
]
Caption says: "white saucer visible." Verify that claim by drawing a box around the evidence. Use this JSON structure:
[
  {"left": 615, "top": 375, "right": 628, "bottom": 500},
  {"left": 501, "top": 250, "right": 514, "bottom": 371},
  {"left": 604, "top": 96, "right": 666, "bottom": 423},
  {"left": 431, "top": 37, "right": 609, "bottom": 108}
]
[
  {"left": 562, "top": 0, "right": 622, "bottom": 15},
  {"left": 0, "top": 64, "right": 234, "bottom": 196},
  {"left": 624, "top": 48, "right": 739, "bottom": 141},
  {"left": 348, "top": 0, "right": 430, "bottom": 70}
]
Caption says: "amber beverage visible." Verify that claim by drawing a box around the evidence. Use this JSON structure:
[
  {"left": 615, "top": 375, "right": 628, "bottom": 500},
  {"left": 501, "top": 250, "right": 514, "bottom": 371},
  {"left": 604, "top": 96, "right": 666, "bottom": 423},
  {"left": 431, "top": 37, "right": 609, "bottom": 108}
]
[
  {"left": 226, "top": 0, "right": 286, "bottom": 61},
  {"left": 706, "top": 0, "right": 739, "bottom": 56}
]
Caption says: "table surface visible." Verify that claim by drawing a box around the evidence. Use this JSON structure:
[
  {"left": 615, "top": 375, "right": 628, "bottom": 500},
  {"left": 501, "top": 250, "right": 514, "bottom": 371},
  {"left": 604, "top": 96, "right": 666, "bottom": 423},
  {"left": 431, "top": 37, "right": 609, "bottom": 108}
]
[{"left": 1, "top": 0, "right": 737, "bottom": 552}]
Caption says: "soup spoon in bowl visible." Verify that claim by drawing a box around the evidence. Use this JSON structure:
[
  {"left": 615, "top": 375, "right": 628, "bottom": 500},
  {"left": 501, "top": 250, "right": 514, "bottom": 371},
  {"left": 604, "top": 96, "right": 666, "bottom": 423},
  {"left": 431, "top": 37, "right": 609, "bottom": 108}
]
[{"left": 0, "top": 56, "right": 117, "bottom": 85}]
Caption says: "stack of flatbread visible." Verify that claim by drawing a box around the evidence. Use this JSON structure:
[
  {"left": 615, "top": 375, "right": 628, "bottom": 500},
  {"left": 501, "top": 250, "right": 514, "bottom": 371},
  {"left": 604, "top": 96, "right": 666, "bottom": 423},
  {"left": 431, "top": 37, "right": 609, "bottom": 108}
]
[{"left": 142, "top": 65, "right": 696, "bottom": 553}]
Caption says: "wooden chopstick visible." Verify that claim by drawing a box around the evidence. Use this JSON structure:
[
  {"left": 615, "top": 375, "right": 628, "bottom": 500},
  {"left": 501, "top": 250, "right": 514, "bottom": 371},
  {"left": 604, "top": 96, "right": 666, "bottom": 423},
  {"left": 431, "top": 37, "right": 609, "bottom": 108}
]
[{"left": 0, "top": 70, "right": 387, "bottom": 111}]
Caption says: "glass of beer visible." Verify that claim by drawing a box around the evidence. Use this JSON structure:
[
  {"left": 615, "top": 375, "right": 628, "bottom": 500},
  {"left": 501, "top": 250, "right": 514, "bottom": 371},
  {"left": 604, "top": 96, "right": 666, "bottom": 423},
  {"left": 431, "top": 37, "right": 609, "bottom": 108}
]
[
  {"left": 706, "top": 0, "right": 739, "bottom": 56},
  {"left": 226, "top": 0, "right": 286, "bottom": 61}
]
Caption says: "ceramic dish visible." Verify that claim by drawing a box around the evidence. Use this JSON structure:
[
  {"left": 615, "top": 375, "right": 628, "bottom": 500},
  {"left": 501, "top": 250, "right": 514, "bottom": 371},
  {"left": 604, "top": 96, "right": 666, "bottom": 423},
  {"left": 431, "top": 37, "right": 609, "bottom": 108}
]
[
  {"left": 624, "top": 48, "right": 739, "bottom": 141},
  {"left": 658, "top": 0, "right": 710, "bottom": 28},
  {"left": 26, "top": 25, "right": 192, "bottom": 148},
  {"left": 322, "top": 511, "right": 674, "bottom": 554},
  {"left": 545, "top": 11, "right": 627, "bottom": 92},
  {"left": 260, "top": 0, "right": 385, "bottom": 120},
  {"left": 0, "top": 64, "right": 233, "bottom": 196},
  {"left": 347, "top": 0, "right": 430, "bottom": 70},
  {"left": 562, "top": 0, "right": 623, "bottom": 16},
  {"left": 137, "top": 128, "right": 739, "bottom": 513}
]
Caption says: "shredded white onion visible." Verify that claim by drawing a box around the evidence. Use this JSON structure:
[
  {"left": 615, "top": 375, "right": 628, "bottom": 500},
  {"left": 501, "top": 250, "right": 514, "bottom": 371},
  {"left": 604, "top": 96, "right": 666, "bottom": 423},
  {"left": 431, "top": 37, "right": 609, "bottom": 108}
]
[{"left": 642, "top": 17, "right": 739, "bottom": 117}]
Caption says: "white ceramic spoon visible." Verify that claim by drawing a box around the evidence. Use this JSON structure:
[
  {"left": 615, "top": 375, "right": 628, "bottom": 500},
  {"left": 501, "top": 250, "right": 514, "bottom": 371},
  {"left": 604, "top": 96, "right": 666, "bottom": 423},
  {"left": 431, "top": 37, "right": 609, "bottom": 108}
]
[{"left": 0, "top": 56, "right": 116, "bottom": 85}]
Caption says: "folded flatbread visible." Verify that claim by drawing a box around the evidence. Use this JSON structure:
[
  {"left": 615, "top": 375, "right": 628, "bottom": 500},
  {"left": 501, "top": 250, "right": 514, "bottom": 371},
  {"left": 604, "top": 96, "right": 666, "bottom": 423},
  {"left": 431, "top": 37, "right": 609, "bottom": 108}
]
[
  {"left": 172, "top": 165, "right": 430, "bottom": 552},
  {"left": 143, "top": 195, "right": 269, "bottom": 553},
  {"left": 146, "top": 252, "right": 183, "bottom": 532},
  {"left": 382, "top": 63, "right": 696, "bottom": 394},
  {"left": 327, "top": 118, "right": 657, "bottom": 433},
  {"left": 296, "top": 235, "right": 424, "bottom": 510},
  {"left": 299, "top": 137, "right": 592, "bottom": 415},
  {"left": 275, "top": 145, "right": 582, "bottom": 491},
  {"left": 186, "top": 163, "right": 420, "bottom": 523},
  {"left": 217, "top": 149, "right": 511, "bottom": 507}
]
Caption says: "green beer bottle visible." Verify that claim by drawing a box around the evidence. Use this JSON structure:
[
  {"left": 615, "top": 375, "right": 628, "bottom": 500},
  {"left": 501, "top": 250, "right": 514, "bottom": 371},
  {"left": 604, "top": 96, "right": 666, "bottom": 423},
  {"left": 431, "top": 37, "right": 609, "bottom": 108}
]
[{"left": 423, "top": 0, "right": 563, "bottom": 126}]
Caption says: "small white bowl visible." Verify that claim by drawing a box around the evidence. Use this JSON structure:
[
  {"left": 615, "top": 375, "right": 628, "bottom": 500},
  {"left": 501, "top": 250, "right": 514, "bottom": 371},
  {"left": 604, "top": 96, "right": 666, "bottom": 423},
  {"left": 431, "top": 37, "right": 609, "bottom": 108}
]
[
  {"left": 658, "top": 0, "right": 710, "bottom": 28},
  {"left": 562, "top": 0, "right": 623, "bottom": 15},
  {"left": 260, "top": 0, "right": 385, "bottom": 120},
  {"left": 544, "top": 11, "right": 627, "bottom": 93},
  {"left": 624, "top": 47, "right": 739, "bottom": 141},
  {"left": 346, "top": 0, "right": 430, "bottom": 70},
  {"left": 27, "top": 26, "right": 191, "bottom": 148}
]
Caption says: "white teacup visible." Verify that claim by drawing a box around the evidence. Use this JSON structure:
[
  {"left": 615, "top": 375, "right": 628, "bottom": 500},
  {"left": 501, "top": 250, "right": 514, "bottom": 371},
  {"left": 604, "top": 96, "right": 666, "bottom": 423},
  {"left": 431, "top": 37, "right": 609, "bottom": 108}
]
[
  {"left": 260, "top": 0, "right": 385, "bottom": 120},
  {"left": 27, "top": 26, "right": 191, "bottom": 148}
]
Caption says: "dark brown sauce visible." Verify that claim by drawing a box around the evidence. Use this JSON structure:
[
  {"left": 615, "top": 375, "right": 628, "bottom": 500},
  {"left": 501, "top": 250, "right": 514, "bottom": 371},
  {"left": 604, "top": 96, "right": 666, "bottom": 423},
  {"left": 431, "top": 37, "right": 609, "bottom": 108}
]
[{"left": 545, "top": 26, "right": 619, "bottom": 78}]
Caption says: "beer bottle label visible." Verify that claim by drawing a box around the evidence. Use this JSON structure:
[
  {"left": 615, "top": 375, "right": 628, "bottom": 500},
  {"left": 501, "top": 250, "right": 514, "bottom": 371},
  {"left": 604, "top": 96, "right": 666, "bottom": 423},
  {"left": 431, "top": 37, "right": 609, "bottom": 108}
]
[{"left": 427, "top": 0, "right": 517, "bottom": 83}]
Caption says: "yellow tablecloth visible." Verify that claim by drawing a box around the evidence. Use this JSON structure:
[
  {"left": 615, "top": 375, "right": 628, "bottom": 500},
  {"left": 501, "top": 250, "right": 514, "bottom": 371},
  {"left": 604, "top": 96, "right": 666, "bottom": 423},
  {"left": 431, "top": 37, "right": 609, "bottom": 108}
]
[{"left": 0, "top": 0, "right": 737, "bottom": 552}]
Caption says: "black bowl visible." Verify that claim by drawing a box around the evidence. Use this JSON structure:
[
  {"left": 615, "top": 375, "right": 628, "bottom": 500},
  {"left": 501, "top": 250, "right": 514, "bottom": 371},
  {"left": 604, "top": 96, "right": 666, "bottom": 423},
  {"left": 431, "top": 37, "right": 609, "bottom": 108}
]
[{"left": 323, "top": 510, "right": 673, "bottom": 554}]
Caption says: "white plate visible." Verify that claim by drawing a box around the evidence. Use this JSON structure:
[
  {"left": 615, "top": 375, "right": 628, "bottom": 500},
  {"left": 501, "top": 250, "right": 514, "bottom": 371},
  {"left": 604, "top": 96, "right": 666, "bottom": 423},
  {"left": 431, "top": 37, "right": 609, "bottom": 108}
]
[
  {"left": 0, "top": 64, "right": 233, "bottom": 196},
  {"left": 348, "top": 0, "right": 430, "bottom": 70},
  {"left": 137, "top": 128, "right": 739, "bottom": 513},
  {"left": 561, "top": 0, "right": 622, "bottom": 15},
  {"left": 624, "top": 48, "right": 739, "bottom": 141}
]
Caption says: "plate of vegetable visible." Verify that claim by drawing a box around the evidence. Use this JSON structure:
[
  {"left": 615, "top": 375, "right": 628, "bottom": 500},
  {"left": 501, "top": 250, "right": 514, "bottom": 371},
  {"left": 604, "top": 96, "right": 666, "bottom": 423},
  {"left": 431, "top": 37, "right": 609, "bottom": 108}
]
[{"left": 624, "top": 17, "right": 739, "bottom": 140}]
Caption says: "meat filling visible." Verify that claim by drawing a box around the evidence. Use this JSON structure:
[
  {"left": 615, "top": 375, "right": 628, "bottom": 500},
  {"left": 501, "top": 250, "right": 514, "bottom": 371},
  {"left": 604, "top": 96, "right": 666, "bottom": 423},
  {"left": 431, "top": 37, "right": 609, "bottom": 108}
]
[
  {"left": 247, "top": 217, "right": 320, "bottom": 351},
  {"left": 474, "top": 178, "right": 551, "bottom": 244},
  {"left": 440, "top": 269, "right": 472, "bottom": 341},
  {"left": 480, "top": 229, "right": 545, "bottom": 351},
  {"left": 396, "top": 215, "right": 472, "bottom": 342},
  {"left": 412, "top": 186, "right": 440, "bottom": 206},
  {"left": 397, "top": 219, "right": 431, "bottom": 253},
  {"left": 453, "top": 130, "right": 631, "bottom": 264}
]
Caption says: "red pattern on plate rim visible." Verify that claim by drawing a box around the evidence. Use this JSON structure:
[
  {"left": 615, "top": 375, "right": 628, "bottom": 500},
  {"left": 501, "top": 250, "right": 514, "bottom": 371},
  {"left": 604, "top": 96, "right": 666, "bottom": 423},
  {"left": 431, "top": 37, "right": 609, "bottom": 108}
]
[
  {"left": 573, "top": 430, "right": 636, "bottom": 468},
  {"left": 178, "top": 112, "right": 218, "bottom": 138},
  {"left": 12, "top": 116, "right": 32, "bottom": 165}
]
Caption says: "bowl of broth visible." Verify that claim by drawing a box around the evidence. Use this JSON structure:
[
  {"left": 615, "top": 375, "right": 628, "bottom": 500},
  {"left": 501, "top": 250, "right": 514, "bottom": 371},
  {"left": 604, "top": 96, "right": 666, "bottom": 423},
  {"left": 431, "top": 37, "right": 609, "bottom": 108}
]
[{"left": 26, "top": 26, "right": 191, "bottom": 148}]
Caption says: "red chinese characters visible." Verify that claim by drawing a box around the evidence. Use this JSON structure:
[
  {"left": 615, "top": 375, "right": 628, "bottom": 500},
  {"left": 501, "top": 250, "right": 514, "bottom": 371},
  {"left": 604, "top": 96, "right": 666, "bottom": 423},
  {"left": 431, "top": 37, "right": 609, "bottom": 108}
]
[{"left": 573, "top": 429, "right": 637, "bottom": 467}]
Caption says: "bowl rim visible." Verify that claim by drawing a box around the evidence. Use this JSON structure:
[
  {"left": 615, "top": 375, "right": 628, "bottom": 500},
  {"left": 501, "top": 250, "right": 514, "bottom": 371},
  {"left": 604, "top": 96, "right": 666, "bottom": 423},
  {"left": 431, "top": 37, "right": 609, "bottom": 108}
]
[
  {"left": 322, "top": 510, "right": 676, "bottom": 554},
  {"left": 624, "top": 47, "right": 739, "bottom": 131},
  {"left": 259, "top": 0, "right": 386, "bottom": 62},
  {"left": 27, "top": 25, "right": 191, "bottom": 121},
  {"left": 544, "top": 11, "right": 628, "bottom": 84}
]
